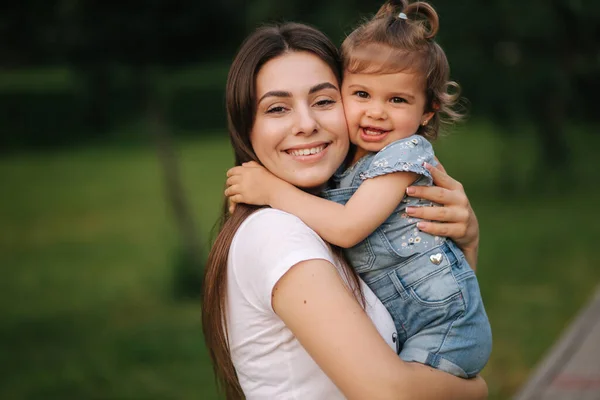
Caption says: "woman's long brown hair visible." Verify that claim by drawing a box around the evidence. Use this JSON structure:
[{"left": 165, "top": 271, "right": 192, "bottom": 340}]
[{"left": 202, "top": 23, "right": 362, "bottom": 399}]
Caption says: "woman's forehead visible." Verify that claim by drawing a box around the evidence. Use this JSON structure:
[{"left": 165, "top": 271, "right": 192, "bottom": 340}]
[{"left": 256, "top": 51, "right": 338, "bottom": 96}]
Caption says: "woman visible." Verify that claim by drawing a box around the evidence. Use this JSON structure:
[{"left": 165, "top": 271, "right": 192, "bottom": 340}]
[{"left": 203, "top": 22, "right": 486, "bottom": 399}]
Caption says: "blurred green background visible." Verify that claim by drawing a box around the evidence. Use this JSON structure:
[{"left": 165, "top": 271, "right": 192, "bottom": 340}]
[{"left": 1, "top": 1, "right": 599, "bottom": 399}]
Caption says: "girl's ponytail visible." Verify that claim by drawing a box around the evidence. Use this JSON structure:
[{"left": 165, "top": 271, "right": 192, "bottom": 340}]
[
  {"left": 374, "top": 0, "right": 407, "bottom": 19},
  {"left": 405, "top": 2, "right": 439, "bottom": 39}
]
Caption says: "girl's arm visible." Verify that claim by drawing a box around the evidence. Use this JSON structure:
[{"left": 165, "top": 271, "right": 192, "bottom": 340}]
[
  {"left": 226, "top": 162, "right": 415, "bottom": 248},
  {"left": 273, "top": 257, "right": 488, "bottom": 399},
  {"left": 405, "top": 162, "right": 480, "bottom": 269}
]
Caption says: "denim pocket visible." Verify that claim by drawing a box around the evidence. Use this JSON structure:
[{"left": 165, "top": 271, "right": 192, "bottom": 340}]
[
  {"left": 388, "top": 246, "right": 465, "bottom": 337},
  {"left": 344, "top": 239, "right": 376, "bottom": 273},
  {"left": 406, "top": 266, "right": 462, "bottom": 306}
]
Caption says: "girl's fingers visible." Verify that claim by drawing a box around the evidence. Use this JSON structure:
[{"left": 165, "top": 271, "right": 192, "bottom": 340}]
[
  {"left": 227, "top": 161, "right": 261, "bottom": 177},
  {"left": 224, "top": 185, "right": 244, "bottom": 204},
  {"left": 416, "top": 221, "right": 467, "bottom": 239},
  {"left": 230, "top": 194, "right": 244, "bottom": 204},
  {"left": 226, "top": 175, "right": 241, "bottom": 187},
  {"left": 226, "top": 166, "right": 245, "bottom": 177},
  {"left": 224, "top": 184, "right": 241, "bottom": 197},
  {"left": 228, "top": 198, "right": 236, "bottom": 214}
]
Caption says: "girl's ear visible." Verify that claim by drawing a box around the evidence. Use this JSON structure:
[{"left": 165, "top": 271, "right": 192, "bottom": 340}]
[{"left": 421, "top": 111, "right": 435, "bottom": 126}]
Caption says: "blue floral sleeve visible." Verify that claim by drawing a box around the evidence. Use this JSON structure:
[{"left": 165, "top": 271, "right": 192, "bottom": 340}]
[{"left": 359, "top": 135, "right": 436, "bottom": 185}]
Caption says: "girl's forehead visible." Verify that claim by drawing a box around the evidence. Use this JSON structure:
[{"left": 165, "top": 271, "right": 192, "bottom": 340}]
[
  {"left": 344, "top": 43, "right": 428, "bottom": 76},
  {"left": 343, "top": 70, "right": 426, "bottom": 92}
]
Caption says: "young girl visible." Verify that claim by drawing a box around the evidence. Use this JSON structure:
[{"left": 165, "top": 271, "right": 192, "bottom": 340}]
[{"left": 225, "top": 0, "right": 492, "bottom": 378}]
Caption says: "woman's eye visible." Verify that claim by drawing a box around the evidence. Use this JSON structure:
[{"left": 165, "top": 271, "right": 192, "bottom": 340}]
[
  {"left": 266, "top": 106, "right": 287, "bottom": 114},
  {"left": 314, "top": 99, "right": 335, "bottom": 107},
  {"left": 354, "top": 91, "right": 369, "bottom": 99},
  {"left": 391, "top": 97, "right": 407, "bottom": 104}
]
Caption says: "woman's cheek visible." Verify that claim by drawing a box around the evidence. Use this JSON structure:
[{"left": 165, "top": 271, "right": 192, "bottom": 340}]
[{"left": 322, "top": 107, "right": 350, "bottom": 141}]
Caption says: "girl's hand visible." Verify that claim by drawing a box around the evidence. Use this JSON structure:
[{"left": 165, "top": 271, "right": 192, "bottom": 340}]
[
  {"left": 405, "top": 162, "right": 480, "bottom": 268},
  {"left": 225, "top": 161, "right": 284, "bottom": 213}
]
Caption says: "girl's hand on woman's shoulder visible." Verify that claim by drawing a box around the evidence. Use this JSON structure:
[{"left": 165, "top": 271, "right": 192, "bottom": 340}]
[
  {"left": 225, "top": 161, "right": 287, "bottom": 213},
  {"left": 404, "top": 162, "right": 480, "bottom": 269}
]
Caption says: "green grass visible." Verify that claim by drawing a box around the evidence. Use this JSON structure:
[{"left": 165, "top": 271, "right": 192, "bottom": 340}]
[{"left": 1, "top": 123, "right": 599, "bottom": 399}]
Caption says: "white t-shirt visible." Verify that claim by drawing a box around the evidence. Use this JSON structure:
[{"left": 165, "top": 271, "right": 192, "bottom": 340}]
[{"left": 226, "top": 209, "right": 397, "bottom": 400}]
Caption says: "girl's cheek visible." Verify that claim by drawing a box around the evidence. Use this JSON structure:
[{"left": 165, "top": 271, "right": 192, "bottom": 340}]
[{"left": 343, "top": 102, "right": 361, "bottom": 121}]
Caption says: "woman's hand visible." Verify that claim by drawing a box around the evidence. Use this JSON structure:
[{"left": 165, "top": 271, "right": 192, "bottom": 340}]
[{"left": 405, "top": 162, "right": 480, "bottom": 269}]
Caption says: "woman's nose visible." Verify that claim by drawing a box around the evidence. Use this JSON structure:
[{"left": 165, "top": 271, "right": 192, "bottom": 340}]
[{"left": 292, "top": 106, "right": 319, "bottom": 136}]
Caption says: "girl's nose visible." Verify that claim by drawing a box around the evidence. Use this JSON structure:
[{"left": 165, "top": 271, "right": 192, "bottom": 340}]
[{"left": 366, "top": 106, "right": 386, "bottom": 120}]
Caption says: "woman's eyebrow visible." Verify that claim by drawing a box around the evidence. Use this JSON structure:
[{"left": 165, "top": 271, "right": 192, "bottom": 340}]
[
  {"left": 258, "top": 82, "right": 338, "bottom": 104},
  {"left": 258, "top": 90, "right": 291, "bottom": 103},
  {"left": 308, "top": 82, "right": 338, "bottom": 94}
]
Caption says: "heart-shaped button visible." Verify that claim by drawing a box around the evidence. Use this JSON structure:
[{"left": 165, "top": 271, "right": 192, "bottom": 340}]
[{"left": 430, "top": 253, "right": 443, "bottom": 265}]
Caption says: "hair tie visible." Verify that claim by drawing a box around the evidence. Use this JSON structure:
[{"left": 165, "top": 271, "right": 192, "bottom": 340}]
[{"left": 398, "top": 12, "right": 407, "bottom": 20}]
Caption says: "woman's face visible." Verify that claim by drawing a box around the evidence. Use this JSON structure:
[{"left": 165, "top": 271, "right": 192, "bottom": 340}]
[{"left": 251, "top": 51, "right": 349, "bottom": 191}]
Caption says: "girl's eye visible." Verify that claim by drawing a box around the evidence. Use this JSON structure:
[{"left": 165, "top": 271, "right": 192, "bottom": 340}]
[
  {"left": 391, "top": 97, "right": 407, "bottom": 104},
  {"left": 354, "top": 91, "right": 369, "bottom": 99},
  {"left": 266, "top": 106, "right": 287, "bottom": 114}
]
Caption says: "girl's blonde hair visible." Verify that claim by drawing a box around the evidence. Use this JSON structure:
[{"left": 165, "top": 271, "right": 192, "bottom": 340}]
[{"left": 341, "top": 0, "right": 465, "bottom": 140}]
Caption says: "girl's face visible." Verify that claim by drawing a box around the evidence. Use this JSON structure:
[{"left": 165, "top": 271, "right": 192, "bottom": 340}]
[
  {"left": 251, "top": 51, "right": 349, "bottom": 191},
  {"left": 341, "top": 71, "right": 434, "bottom": 162}
]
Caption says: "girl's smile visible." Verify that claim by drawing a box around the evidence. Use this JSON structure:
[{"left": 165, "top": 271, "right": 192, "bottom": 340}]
[{"left": 342, "top": 71, "right": 434, "bottom": 162}]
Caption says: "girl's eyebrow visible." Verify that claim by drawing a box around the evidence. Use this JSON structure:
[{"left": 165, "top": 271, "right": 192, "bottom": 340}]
[
  {"left": 347, "top": 83, "right": 416, "bottom": 101},
  {"left": 346, "top": 84, "right": 367, "bottom": 89},
  {"left": 258, "top": 82, "right": 338, "bottom": 104},
  {"left": 390, "top": 92, "right": 415, "bottom": 100}
]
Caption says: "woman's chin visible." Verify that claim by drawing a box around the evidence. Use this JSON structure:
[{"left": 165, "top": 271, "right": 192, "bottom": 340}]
[{"left": 284, "top": 171, "right": 331, "bottom": 193}]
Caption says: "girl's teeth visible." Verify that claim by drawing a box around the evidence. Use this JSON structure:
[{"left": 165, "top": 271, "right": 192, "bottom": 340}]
[
  {"left": 364, "top": 128, "right": 384, "bottom": 135},
  {"left": 290, "top": 145, "right": 325, "bottom": 156}
]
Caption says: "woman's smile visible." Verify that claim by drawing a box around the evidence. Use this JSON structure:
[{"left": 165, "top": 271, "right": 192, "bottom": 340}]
[
  {"left": 284, "top": 141, "right": 330, "bottom": 160},
  {"left": 251, "top": 51, "right": 349, "bottom": 190}
]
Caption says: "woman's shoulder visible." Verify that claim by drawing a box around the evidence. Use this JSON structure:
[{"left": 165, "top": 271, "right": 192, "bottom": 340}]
[
  {"left": 235, "top": 208, "right": 318, "bottom": 244},
  {"left": 229, "top": 208, "right": 335, "bottom": 310},
  {"left": 240, "top": 207, "right": 305, "bottom": 228},
  {"left": 233, "top": 208, "right": 330, "bottom": 257}
]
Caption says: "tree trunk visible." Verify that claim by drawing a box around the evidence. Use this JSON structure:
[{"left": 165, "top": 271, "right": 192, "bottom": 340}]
[{"left": 144, "top": 69, "right": 204, "bottom": 298}]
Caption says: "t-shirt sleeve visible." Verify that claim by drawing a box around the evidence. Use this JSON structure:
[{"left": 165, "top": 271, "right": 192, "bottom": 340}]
[
  {"left": 359, "top": 135, "right": 436, "bottom": 185},
  {"left": 229, "top": 209, "right": 336, "bottom": 311}
]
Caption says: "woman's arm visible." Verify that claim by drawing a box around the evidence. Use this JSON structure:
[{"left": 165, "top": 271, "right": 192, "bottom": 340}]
[
  {"left": 273, "top": 258, "right": 488, "bottom": 400},
  {"left": 405, "top": 162, "right": 480, "bottom": 269},
  {"left": 226, "top": 162, "right": 415, "bottom": 248}
]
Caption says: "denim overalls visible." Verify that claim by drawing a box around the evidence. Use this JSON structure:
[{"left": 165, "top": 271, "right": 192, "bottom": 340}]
[{"left": 322, "top": 135, "right": 492, "bottom": 377}]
